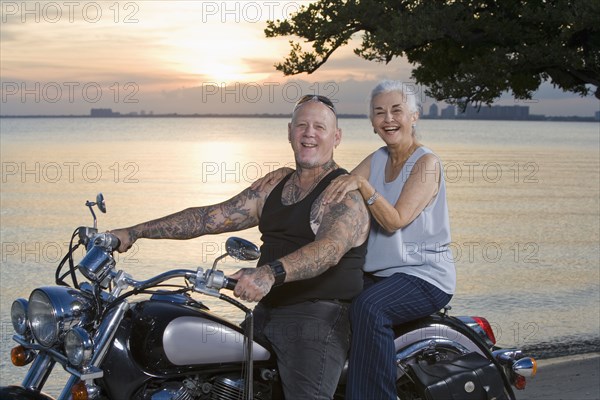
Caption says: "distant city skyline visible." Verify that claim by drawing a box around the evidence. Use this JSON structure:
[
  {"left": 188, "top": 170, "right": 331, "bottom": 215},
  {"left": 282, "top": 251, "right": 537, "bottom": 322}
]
[
  {"left": 2, "top": 80, "right": 598, "bottom": 119},
  {"left": 2, "top": 1, "right": 598, "bottom": 117},
  {"left": 18, "top": 104, "right": 591, "bottom": 122},
  {"left": 5, "top": 104, "right": 599, "bottom": 124}
]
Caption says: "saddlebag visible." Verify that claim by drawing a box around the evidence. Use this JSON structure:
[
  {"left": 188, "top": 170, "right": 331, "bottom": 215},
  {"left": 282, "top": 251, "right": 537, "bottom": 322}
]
[{"left": 406, "top": 351, "right": 508, "bottom": 400}]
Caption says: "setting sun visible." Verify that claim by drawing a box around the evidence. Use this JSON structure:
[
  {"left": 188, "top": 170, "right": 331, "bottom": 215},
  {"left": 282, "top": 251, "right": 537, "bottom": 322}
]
[
  {"left": 166, "top": 30, "right": 270, "bottom": 85},
  {"left": 141, "top": 3, "right": 281, "bottom": 85}
]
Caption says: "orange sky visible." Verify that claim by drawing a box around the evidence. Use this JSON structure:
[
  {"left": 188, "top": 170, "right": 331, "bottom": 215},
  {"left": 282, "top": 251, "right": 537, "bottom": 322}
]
[{"left": 1, "top": 1, "right": 598, "bottom": 116}]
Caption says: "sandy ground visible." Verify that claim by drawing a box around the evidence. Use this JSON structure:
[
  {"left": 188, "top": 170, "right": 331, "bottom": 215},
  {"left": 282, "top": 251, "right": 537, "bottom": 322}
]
[{"left": 515, "top": 353, "right": 600, "bottom": 400}]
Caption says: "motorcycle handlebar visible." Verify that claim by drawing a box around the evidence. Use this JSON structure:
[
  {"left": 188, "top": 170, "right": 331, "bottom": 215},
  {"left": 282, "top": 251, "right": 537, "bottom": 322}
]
[
  {"left": 223, "top": 277, "right": 237, "bottom": 291},
  {"left": 93, "top": 232, "right": 121, "bottom": 252}
]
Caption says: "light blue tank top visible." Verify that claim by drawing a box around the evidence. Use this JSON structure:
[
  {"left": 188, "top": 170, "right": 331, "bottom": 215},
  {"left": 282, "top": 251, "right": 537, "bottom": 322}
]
[{"left": 364, "top": 146, "right": 456, "bottom": 294}]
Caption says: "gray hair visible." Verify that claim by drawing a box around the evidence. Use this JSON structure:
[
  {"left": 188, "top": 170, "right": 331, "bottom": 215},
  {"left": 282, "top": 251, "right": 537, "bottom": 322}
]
[{"left": 368, "top": 80, "right": 421, "bottom": 119}]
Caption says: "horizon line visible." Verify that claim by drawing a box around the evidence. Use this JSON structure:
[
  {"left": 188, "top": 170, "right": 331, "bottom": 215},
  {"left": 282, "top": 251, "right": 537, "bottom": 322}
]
[{"left": 1, "top": 113, "right": 598, "bottom": 122}]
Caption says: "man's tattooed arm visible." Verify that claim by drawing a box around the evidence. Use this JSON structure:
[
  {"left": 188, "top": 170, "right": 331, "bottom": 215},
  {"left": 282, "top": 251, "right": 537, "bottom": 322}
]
[
  {"left": 112, "top": 186, "right": 264, "bottom": 252},
  {"left": 280, "top": 189, "right": 370, "bottom": 282}
]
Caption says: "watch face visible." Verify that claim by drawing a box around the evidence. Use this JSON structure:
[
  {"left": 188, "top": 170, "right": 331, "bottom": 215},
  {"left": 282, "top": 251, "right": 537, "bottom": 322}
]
[{"left": 269, "top": 261, "right": 286, "bottom": 286}]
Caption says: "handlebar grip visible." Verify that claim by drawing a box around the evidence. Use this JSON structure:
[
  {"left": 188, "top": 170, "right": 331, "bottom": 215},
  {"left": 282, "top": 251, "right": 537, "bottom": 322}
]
[
  {"left": 93, "top": 232, "right": 121, "bottom": 251},
  {"left": 107, "top": 233, "right": 121, "bottom": 250},
  {"left": 223, "top": 277, "right": 237, "bottom": 291}
]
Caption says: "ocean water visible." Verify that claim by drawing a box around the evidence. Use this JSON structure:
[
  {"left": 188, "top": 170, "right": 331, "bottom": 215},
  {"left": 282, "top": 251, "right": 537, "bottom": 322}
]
[{"left": 1, "top": 117, "right": 599, "bottom": 392}]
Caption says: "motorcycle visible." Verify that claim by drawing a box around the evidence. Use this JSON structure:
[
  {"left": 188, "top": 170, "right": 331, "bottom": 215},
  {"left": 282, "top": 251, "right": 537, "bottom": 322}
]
[{"left": 1, "top": 194, "right": 537, "bottom": 400}]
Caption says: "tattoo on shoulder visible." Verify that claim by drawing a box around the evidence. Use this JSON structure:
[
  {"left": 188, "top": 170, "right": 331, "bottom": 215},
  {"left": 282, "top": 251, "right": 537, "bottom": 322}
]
[{"left": 318, "top": 190, "right": 369, "bottom": 245}]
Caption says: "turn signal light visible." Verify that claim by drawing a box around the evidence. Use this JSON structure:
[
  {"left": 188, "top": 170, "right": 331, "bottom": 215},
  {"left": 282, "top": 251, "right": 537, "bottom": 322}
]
[
  {"left": 71, "top": 380, "right": 89, "bottom": 400},
  {"left": 11, "top": 346, "right": 32, "bottom": 366},
  {"left": 514, "top": 375, "right": 527, "bottom": 390},
  {"left": 513, "top": 356, "right": 537, "bottom": 378}
]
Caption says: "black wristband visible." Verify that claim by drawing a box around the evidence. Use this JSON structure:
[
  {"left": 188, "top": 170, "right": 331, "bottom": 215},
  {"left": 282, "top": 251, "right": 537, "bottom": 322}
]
[{"left": 267, "top": 260, "right": 286, "bottom": 287}]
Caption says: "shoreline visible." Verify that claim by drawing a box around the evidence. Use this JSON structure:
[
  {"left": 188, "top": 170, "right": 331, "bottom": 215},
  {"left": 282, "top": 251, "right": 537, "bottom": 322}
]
[
  {"left": 537, "top": 352, "right": 600, "bottom": 365},
  {"left": 1, "top": 114, "right": 598, "bottom": 122},
  {"left": 522, "top": 337, "right": 600, "bottom": 361}
]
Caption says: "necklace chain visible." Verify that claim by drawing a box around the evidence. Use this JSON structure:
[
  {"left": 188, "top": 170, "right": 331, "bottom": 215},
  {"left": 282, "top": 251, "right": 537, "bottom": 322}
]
[
  {"left": 286, "top": 163, "right": 335, "bottom": 204},
  {"left": 394, "top": 143, "right": 420, "bottom": 168},
  {"left": 385, "top": 143, "right": 420, "bottom": 181}
]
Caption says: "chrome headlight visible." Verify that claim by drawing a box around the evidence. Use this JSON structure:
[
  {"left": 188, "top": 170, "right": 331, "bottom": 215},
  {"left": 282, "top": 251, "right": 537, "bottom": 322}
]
[
  {"left": 28, "top": 287, "right": 94, "bottom": 348},
  {"left": 65, "top": 327, "right": 93, "bottom": 366},
  {"left": 11, "top": 298, "right": 29, "bottom": 335}
]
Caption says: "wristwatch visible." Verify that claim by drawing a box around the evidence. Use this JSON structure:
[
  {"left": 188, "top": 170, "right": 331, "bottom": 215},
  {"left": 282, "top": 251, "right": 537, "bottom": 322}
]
[{"left": 267, "top": 260, "right": 286, "bottom": 287}]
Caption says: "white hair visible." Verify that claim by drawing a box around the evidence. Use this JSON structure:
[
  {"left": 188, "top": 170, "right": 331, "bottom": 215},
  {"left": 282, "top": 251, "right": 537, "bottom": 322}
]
[{"left": 368, "top": 80, "right": 421, "bottom": 119}]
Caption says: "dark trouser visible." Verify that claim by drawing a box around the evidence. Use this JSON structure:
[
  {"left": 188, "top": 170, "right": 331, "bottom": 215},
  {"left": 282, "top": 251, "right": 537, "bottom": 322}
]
[
  {"left": 253, "top": 300, "right": 350, "bottom": 400},
  {"left": 345, "top": 273, "right": 452, "bottom": 400}
]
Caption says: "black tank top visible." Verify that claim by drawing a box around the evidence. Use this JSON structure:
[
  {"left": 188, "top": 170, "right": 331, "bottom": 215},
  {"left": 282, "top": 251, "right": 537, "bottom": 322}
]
[{"left": 258, "top": 169, "right": 367, "bottom": 307}]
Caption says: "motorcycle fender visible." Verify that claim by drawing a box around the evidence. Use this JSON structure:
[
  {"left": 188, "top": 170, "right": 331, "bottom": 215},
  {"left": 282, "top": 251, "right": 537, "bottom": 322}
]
[
  {"left": 392, "top": 315, "right": 516, "bottom": 399},
  {"left": 0, "top": 386, "right": 55, "bottom": 400},
  {"left": 394, "top": 323, "right": 487, "bottom": 356},
  {"left": 163, "top": 316, "right": 271, "bottom": 365}
]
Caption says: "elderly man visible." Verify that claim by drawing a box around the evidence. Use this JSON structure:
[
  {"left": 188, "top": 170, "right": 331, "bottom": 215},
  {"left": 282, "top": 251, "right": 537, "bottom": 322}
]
[{"left": 111, "top": 95, "right": 369, "bottom": 399}]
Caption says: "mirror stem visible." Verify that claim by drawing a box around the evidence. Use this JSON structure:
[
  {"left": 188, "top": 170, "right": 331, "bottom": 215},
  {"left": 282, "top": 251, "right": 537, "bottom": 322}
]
[{"left": 211, "top": 253, "right": 229, "bottom": 272}]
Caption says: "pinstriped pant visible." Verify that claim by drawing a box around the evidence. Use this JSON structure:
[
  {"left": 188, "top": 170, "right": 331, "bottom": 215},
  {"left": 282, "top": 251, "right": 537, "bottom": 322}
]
[{"left": 345, "top": 273, "right": 452, "bottom": 399}]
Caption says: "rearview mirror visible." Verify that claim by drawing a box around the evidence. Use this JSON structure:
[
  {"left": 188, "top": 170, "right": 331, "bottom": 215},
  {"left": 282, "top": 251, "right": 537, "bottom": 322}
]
[{"left": 225, "top": 237, "right": 260, "bottom": 261}]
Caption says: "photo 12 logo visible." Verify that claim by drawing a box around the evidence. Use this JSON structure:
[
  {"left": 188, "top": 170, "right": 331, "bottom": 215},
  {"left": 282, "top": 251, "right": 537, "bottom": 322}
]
[
  {"left": 1, "top": 241, "right": 140, "bottom": 265},
  {"left": 1, "top": 81, "right": 139, "bottom": 105},
  {"left": 2, "top": 161, "right": 140, "bottom": 184},
  {"left": 1, "top": 1, "right": 140, "bottom": 24},
  {"left": 198, "top": 1, "right": 302, "bottom": 23},
  {"left": 395, "top": 241, "right": 540, "bottom": 265},
  {"left": 201, "top": 161, "right": 295, "bottom": 184},
  {"left": 443, "top": 161, "right": 540, "bottom": 184},
  {"left": 200, "top": 81, "right": 340, "bottom": 106}
]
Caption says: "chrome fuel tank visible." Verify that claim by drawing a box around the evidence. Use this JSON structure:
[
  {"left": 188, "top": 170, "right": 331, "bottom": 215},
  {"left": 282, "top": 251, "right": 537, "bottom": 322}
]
[
  {"left": 163, "top": 315, "right": 270, "bottom": 365},
  {"left": 129, "top": 296, "right": 271, "bottom": 373}
]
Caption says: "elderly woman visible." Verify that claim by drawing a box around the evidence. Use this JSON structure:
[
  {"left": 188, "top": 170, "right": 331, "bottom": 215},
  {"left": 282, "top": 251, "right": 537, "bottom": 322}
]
[
  {"left": 322, "top": 80, "right": 456, "bottom": 399},
  {"left": 254, "top": 81, "right": 456, "bottom": 397}
]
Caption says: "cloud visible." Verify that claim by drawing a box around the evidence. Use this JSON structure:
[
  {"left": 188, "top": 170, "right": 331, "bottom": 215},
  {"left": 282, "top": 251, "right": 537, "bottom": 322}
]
[{"left": 1, "top": 1, "right": 597, "bottom": 117}]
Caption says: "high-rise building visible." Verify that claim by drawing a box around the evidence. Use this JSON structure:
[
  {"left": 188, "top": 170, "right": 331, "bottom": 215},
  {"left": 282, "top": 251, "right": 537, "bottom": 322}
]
[
  {"left": 459, "top": 105, "right": 530, "bottom": 120},
  {"left": 440, "top": 105, "right": 456, "bottom": 119},
  {"left": 428, "top": 104, "right": 438, "bottom": 118}
]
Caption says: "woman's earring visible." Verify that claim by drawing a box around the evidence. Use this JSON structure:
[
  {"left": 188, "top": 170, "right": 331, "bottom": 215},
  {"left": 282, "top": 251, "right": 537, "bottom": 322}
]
[{"left": 373, "top": 129, "right": 377, "bottom": 134}]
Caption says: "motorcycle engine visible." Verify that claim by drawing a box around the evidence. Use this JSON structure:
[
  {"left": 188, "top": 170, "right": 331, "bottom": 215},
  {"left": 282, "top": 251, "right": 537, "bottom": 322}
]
[
  {"left": 146, "top": 379, "right": 206, "bottom": 400},
  {"left": 211, "top": 375, "right": 268, "bottom": 400},
  {"left": 146, "top": 375, "right": 270, "bottom": 400}
]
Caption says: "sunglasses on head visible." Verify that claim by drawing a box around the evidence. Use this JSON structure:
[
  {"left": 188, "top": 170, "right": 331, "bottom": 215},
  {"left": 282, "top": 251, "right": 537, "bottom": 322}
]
[{"left": 293, "top": 95, "right": 337, "bottom": 115}]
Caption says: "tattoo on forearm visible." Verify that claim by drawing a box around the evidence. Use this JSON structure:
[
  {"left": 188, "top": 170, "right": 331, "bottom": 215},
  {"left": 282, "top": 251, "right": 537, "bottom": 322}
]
[
  {"left": 288, "top": 241, "right": 340, "bottom": 281},
  {"left": 131, "top": 207, "right": 215, "bottom": 240},
  {"left": 131, "top": 187, "right": 262, "bottom": 240},
  {"left": 250, "top": 268, "right": 273, "bottom": 293}
]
